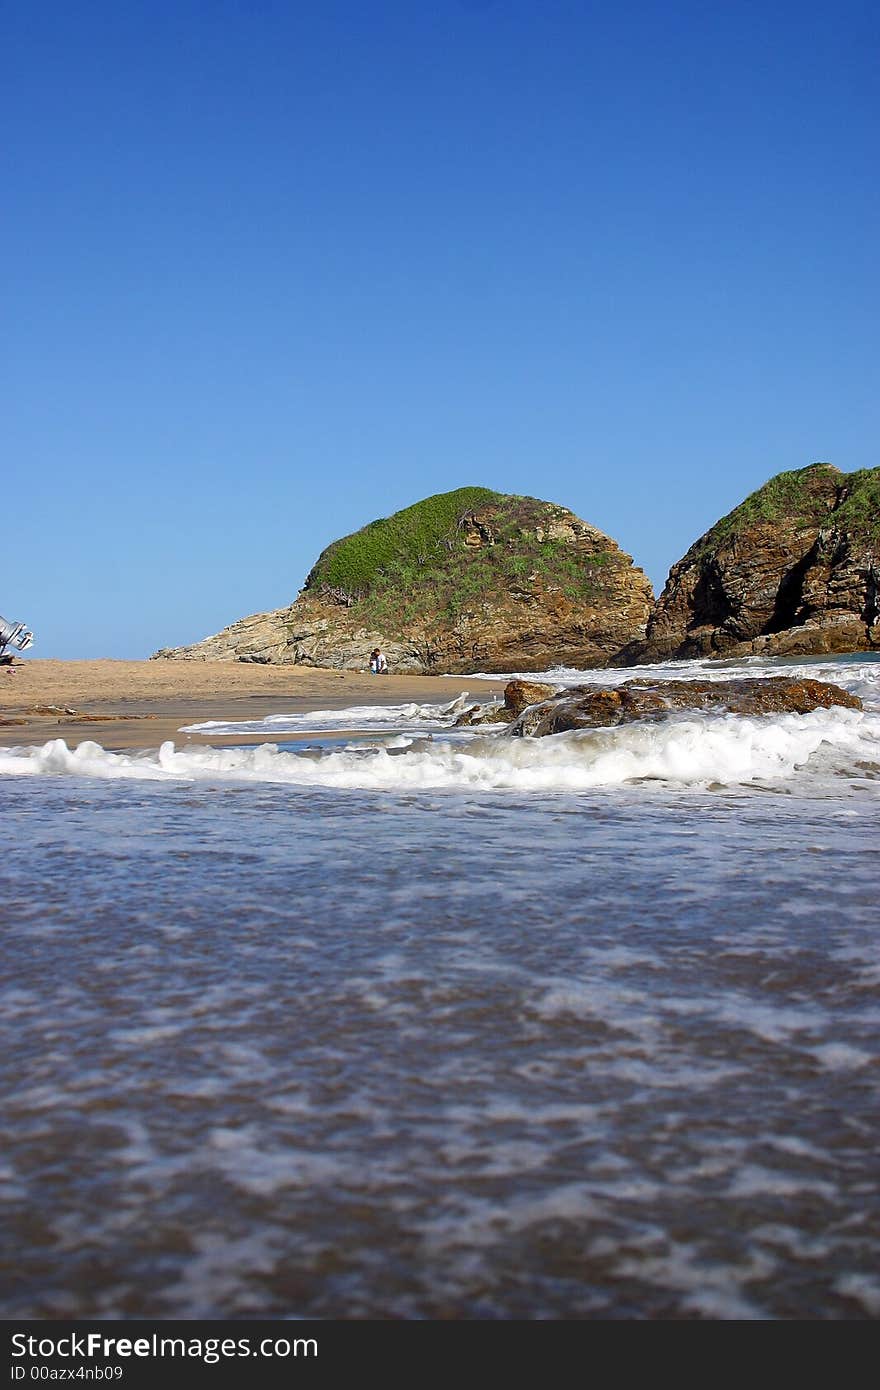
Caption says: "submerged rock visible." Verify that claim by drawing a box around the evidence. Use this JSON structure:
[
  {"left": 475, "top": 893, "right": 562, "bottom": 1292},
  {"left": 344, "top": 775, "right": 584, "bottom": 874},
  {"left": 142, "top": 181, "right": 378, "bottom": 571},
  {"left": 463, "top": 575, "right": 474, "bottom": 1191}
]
[
  {"left": 506, "top": 677, "right": 861, "bottom": 737},
  {"left": 454, "top": 701, "right": 509, "bottom": 727}
]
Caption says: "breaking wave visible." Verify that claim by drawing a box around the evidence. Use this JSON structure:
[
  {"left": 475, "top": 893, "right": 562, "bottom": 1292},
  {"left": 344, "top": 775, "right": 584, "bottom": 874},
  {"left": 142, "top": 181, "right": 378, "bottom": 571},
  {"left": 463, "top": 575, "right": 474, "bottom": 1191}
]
[
  {"left": 2, "top": 707, "right": 879, "bottom": 794},
  {"left": 180, "top": 692, "right": 475, "bottom": 735}
]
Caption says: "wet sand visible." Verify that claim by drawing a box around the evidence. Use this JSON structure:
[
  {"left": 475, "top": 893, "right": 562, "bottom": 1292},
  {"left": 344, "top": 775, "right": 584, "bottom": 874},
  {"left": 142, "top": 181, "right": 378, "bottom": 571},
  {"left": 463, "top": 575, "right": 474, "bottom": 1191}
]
[{"left": 0, "top": 660, "right": 483, "bottom": 750}]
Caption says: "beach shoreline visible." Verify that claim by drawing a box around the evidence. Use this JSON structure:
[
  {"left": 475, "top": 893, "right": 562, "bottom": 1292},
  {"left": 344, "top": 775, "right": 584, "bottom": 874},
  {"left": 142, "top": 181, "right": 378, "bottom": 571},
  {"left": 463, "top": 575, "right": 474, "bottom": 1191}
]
[{"left": 0, "top": 659, "right": 478, "bottom": 750}]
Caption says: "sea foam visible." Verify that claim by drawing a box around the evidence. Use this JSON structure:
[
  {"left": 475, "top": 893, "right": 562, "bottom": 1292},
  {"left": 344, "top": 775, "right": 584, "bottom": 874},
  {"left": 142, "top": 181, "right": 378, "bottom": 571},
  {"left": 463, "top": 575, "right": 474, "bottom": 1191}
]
[
  {"left": 1, "top": 706, "right": 877, "bottom": 794},
  {"left": 180, "top": 692, "right": 474, "bottom": 735}
]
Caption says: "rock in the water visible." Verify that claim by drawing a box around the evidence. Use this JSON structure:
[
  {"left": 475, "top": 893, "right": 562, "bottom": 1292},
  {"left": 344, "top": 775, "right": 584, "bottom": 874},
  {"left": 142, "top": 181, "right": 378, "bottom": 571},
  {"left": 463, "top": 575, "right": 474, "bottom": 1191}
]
[
  {"left": 454, "top": 702, "right": 512, "bottom": 727},
  {"left": 453, "top": 678, "right": 560, "bottom": 727},
  {"left": 503, "top": 680, "right": 560, "bottom": 716},
  {"left": 617, "top": 463, "right": 880, "bottom": 664},
  {"left": 509, "top": 677, "right": 862, "bottom": 737},
  {"left": 154, "top": 488, "right": 653, "bottom": 674}
]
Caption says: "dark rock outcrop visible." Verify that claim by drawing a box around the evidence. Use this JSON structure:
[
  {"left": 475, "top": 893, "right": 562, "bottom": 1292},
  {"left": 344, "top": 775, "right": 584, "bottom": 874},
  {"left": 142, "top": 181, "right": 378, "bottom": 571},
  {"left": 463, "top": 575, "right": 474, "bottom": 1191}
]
[
  {"left": 617, "top": 463, "right": 880, "bottom": 664},
  {"left": 508, "top": 677, "right": 862, "bottom": 737},
  {"left": 154, "top": 489, "right": 653, "bottom": 674}
]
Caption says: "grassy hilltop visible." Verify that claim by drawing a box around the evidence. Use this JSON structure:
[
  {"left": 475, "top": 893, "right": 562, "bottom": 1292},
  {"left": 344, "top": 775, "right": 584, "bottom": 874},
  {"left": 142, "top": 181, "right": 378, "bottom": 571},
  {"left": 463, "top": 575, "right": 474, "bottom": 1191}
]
[
  {"left": 156, "top": 485, "right": 654, "bottom": 672},
  {"left": 303, "top": 486, "right": 618, "bottom": 629},
  {"left": 692, "top": 462, "right": 880, "bottom": 558}
]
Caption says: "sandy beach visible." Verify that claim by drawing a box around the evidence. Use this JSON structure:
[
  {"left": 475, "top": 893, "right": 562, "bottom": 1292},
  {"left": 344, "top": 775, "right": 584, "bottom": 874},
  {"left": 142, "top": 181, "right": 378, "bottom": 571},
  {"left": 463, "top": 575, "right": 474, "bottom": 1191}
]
[{"left": 0, "top": 659, "right": 480, "bottom": 749}]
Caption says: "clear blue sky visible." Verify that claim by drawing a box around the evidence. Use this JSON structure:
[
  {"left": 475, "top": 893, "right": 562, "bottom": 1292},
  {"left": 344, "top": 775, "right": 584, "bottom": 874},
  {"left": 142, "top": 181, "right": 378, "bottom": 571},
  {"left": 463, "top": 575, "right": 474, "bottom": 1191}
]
[{"left": 3, "top": 0, "right": 877, "bottom": 658}]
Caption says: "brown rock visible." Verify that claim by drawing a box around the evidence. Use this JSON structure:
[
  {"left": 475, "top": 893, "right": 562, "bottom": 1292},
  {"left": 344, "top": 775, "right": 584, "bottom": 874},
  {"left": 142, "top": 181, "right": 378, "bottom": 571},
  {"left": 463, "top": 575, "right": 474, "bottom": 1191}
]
[
  {"left": 617, "top": 463, "right": 880, "bottom": 664},
  {"left": 509, "top": 676, "right": 861, "bottom": 737},
  {"left": 454, "top": 679, "right": 561, "bottom": 726},
  {"left": 154, "top": 490, "right": 654, "bottom": 674},
  {"left": 503, "top": 680, "right": 560, "bottom": 715}
]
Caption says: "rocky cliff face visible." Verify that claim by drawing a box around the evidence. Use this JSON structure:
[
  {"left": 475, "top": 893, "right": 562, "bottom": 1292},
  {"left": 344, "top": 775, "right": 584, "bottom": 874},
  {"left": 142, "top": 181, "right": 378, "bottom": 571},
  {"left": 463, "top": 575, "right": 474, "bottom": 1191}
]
[
  {"left": 154, "top": 488, "right": 654, "bottom": 674},
  {"left": 616, "top": 463, "right": 880, "bottom": 664}
]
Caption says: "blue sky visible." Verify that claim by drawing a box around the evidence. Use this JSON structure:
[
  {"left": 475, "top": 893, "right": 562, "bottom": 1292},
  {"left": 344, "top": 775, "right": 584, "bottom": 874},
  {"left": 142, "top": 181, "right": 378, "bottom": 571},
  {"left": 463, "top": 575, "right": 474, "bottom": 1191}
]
[{"left": 3, "top": 0, "right": 877, "bottom": 658}]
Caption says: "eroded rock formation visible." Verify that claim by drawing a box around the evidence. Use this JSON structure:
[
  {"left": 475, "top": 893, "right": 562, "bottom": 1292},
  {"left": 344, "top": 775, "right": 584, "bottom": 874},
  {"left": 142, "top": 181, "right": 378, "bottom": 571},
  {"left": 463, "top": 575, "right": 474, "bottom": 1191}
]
[
  {"left": 617, "top": 464, "right": 880, "bottom": 663},
  {"left": 154, "top": 489, "right": 653, "bottom": 674}
]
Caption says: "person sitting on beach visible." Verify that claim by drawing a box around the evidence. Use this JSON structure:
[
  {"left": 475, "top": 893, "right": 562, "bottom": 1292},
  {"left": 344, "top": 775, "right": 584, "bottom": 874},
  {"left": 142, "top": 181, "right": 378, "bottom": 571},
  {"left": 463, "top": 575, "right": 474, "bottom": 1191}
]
[{"left": 369, "top": 648, "right": 388, "bottom": 675}]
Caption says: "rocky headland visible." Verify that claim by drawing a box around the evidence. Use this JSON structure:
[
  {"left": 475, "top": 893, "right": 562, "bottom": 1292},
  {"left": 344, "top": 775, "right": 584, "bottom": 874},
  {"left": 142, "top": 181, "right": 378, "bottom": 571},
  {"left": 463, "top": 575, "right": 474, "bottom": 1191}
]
[
  {"left": 616, "top": 463, "right": 880, "bottom": 664},
  {"left": 155, "top": 465, "right": 879, "bottom": 673},
  {"left": 155, "top": 488, "right": 654, "bottom": 674}
]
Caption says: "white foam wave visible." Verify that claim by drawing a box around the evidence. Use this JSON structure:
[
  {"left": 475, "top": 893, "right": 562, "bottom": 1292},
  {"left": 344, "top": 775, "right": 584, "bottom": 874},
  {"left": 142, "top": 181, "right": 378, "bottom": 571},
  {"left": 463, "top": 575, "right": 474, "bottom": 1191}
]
[
  {"left": 2, "top": 707, "right": 878, "bottom": 793},
  {"left": 180, "top": 692, "right": 474, "bottom": 736}
]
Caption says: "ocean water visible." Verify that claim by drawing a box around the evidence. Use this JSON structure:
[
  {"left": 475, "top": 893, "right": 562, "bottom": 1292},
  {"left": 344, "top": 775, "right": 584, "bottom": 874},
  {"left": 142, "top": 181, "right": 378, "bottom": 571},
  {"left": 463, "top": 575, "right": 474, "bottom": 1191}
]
[{"left": 1, "top": 655, "right": 878, "bottom": 1319}]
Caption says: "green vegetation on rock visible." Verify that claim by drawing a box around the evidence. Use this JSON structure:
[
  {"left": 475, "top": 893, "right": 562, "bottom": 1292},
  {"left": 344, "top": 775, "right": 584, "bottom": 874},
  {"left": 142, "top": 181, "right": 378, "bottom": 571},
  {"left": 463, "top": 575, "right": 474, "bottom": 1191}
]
[
  {"left": 689, "top": 462, "right": 879, "bottom": 558},
  {"left": 833, "top": 468, "right": 880, "bottom": 538},
  {"left": 306, "top": 487, "right": 503, "bottom": 597},
  {"left": 303, "top": 487, "right": 618, "bottom": 628}
]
